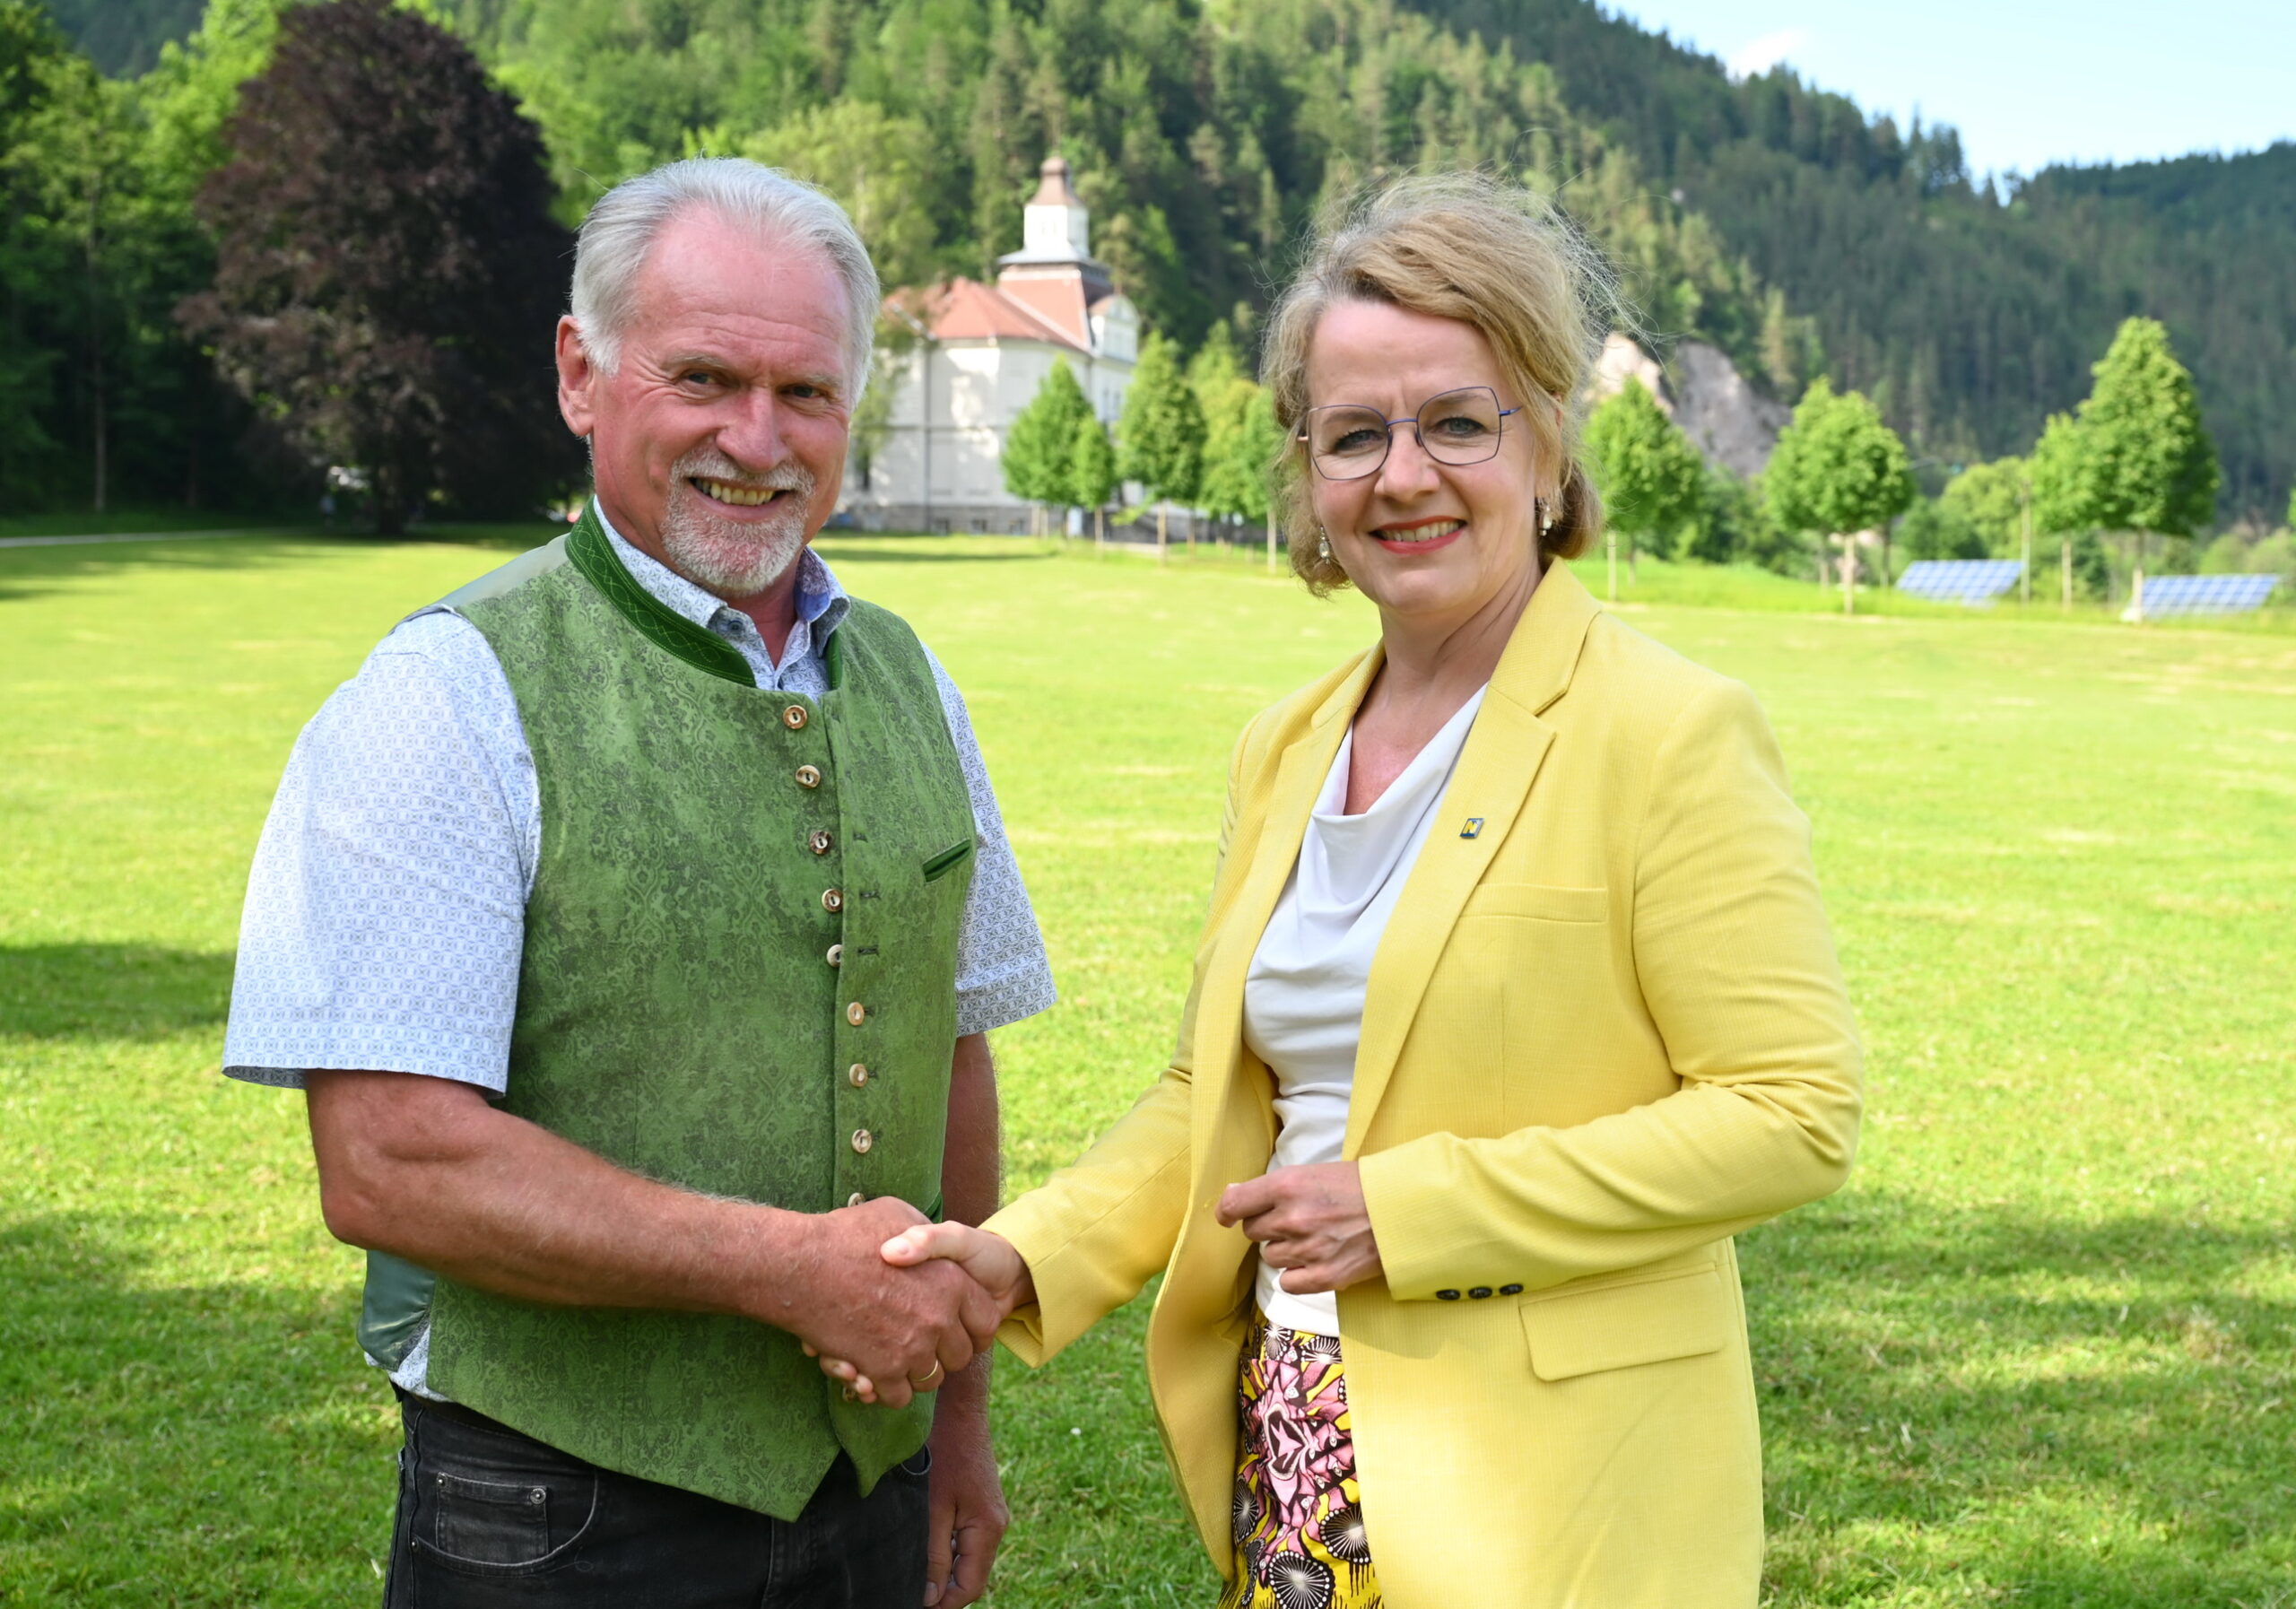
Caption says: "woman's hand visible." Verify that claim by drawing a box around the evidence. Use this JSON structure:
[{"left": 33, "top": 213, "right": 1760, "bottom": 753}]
[
  {"left": 806, "top": 1223, "right": 1035, "bottom": 1405},
  {"left": 1216, "top": 1161, "right": 1383, "bottom": 1294}
]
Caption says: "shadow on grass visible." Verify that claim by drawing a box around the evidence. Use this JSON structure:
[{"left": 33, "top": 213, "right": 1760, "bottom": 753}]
[
  {"left": 0, "top": 527, "right": 558, "bottom": 606},
  {"left": 0, "top": 944, "right": 233, "bottom": 1040},
  {"left": 6, "top": 1185, "right": 2279, "bottom": 1605},
  {"left": 1746, "top": 1191, "right": 2295, "bottom": 1605},
  {"left": 0, "top": 1212, "right": 394, "bottom": 1606}
]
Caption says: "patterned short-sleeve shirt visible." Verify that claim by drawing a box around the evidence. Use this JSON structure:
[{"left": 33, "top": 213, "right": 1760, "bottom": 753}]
[{"left": 224, "top": 514, "right": 1055, "bottom": 1090}]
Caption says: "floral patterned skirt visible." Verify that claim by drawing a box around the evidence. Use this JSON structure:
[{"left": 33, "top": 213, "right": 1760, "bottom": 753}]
[{"left": 1217, "top": 1310, "right": 1384, "bottom": 1609}]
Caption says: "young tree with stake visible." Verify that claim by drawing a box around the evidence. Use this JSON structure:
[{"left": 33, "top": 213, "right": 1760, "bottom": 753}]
[
  {"left": 2046, "top": 317, "right": 2219, "bottom": 622},
  {"left": 1002, "top": 358, "right": 1093, "bottom": 536},
  {"left": 1068, "top": 413, "right": 1118, "bottom": 552},
  {"left": 1116, "top": 331, "right": 1203, "bottom": 561},
  {"left": 1585, "top": 378, "right": 1703, "bottom": 598},
  {"left": 1763, "top": 378, "right": 1915, "bottom": 614}
]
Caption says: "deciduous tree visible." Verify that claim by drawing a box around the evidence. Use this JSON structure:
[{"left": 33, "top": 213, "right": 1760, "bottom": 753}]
[
  {"left": 2073, "top": 317, "right": 2219, "bottom": 544},
  {"left": 1764, "top": 378, "right": 1914, "bottom": 606},
  {"left": 182, "top": 0, "right": 579, "bottom": 533},
  {"left": 1001, "top": 358, "right": 1092, "bottom": 529},
  {"left": 1116, "top": 330, "right": 1202, "bottom": 558},
  {"left": 1585, "top": 377, "right": 1702, "bottom": 588},
  {"left": 1940, "top": 457, "right": 2029, "bottom": 556},
  {"left": 1068, "top": 413, "right": 1118, "bottom": 544},
  {"left": 1195, "top": 375, "right": 1259, "bottom": 520},
  {"left": 735, "top": 100, "right": 939, "bottom": 292}
]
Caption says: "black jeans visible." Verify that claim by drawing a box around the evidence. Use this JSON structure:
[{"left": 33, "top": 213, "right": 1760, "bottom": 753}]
[{"left": 383, "top": 1390, "right": 930, "bottom": 1608}]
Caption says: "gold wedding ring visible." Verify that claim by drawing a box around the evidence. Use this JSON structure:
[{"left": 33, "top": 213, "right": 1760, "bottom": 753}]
[{"left": 909, "top": 1360, "right": 944, "bottom": 1389}]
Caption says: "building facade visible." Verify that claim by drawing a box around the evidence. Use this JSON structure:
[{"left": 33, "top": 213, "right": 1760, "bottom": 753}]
[{"left": 844, "top": 157, "right": 1138, "bottom": 533}]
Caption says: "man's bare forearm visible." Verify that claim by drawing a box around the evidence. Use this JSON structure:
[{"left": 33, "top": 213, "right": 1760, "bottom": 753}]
[
  {"left": 305, "top": 1068, "right": 827, "bottom": 1325},
  {"left": 938, "top": 1032, "right": 1002, "bottom": 1408},
  {"left": 941, "top": 1033, "right": 1000, "bottom": 1231}
]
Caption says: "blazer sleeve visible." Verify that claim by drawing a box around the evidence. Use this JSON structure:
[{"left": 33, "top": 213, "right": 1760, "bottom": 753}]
[
  {"left": 984, "top": 716, "right": 1256, "bottom": 1365},
  {"left": 1359, "top": 678, "right": 1863, "bottom": 1298}
]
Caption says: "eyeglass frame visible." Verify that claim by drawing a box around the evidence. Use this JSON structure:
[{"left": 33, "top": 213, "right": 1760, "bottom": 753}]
[{"left": 1295, "top": 386, "right": 1526, "bottom": 482}]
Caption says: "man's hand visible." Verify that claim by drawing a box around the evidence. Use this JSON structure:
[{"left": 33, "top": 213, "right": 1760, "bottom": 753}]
[
  {"left": 770, "top": 1198, "right": 1004, "bottom": 1411},
  {"left": 1216, "top": 1161, "right": 1383, "bottom": 1294},
  {"left": 921, "top": 1363, "right": 1007, "bottom": 1607},
  {"left": 304, "top": 1074, "right": 1001, "bottom": 1411},
  {"left": 809, "top": 1223, "right": 1032, "bottom": 1405}
]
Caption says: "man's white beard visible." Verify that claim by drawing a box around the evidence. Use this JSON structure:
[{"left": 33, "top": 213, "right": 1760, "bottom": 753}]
[{"left": 657, "top": 449, "right": 814, "bottom": 598}]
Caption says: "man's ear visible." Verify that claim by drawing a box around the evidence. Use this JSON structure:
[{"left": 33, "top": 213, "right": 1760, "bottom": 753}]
[{"left": 556, "top": 317, "right": 596, "bottom": 439}]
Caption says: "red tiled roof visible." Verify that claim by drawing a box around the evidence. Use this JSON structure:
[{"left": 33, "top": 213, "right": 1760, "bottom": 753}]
[
  {"left": 996, "top": 274, "right": 1092, "bottom": 348},
  {"left": 885, "top": 278, "right": 1086, "bottom": 352}
]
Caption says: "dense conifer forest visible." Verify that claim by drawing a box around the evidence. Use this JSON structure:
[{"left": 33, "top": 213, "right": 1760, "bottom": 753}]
[{"left": 22, "top": 0, "right": 2296, "bottom": 521}]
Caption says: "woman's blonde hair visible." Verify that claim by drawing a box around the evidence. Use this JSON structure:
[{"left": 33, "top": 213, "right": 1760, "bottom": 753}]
[{"left": 1261, "top": 171, "right": 1619, "bottom": 594}]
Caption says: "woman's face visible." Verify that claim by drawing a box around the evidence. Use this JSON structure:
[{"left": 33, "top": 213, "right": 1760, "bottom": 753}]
[{"left": 1301, "top": 299, "right": 1546, "bottom": 632}]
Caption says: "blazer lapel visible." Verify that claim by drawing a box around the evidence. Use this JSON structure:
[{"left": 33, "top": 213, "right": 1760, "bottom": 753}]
[
  {"left": 1343, "top": 563, "right": 1603, "bottom": 1158},
  {"left": 1189, "top": 647, "right": 1383, "bottom": 1162}
]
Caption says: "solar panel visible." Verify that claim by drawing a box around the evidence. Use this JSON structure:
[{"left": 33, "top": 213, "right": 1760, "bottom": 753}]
[
  {"left": 1897, "top": 560, "right": 2024, "bottom": 606},
  {"left": 2124, "top": 573, "right": 2282, "bottom": 619}
]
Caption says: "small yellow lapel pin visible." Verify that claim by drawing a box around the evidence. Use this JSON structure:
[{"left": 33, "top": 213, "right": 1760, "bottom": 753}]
[{"left": 1459, "top": 818, "right": 1484, "bottom": 839}]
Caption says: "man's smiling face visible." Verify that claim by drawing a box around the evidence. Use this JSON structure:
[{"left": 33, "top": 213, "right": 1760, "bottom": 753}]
[{"left": 556, "top": 206, "right": 853, "bottom": 599}]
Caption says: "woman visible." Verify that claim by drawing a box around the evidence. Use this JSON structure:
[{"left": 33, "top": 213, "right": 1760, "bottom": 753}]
[{"left": 839, "top": 174, "right": 1862, "bottom": 1608}]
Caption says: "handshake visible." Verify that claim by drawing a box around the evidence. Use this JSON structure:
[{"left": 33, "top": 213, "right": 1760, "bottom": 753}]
[{"left": 782, "top": 1196, "right": 1033, "bottom": 1409}]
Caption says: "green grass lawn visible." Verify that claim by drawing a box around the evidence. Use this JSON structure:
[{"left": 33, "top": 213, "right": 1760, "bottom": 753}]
[{"left": 2, "top": 530, "right": 2291, "bottom": 1605}]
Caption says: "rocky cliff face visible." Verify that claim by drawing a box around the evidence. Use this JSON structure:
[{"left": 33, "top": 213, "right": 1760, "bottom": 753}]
[{"left": 1587, "top": 333, "right": 1788, "bottom": 480}]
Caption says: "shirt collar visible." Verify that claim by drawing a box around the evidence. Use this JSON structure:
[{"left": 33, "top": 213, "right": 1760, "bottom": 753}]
[{"left": 591, "top": 497, "right": 848, "bottom": 639}]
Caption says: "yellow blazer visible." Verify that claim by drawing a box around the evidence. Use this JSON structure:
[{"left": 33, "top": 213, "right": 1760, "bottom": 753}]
[{"left": 987, "top": 562, "right": 1861, "bottom": 1608}]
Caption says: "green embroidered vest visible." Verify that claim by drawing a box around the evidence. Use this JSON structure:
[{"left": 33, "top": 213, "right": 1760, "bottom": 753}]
[{"left": 364, "top": 512, "right": 975, "bottom": 1518}]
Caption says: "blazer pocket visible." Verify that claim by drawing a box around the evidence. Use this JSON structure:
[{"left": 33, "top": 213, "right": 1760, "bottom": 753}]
[
  {"left": 1520, "top": 1265, "right": 1733, "bottom": 1381},
  {"left": 921, "top": 838, "right": 975, "bottom": 883},
  {"left": 1463, "top": 883, "right": 1610, "bottom": 923}
]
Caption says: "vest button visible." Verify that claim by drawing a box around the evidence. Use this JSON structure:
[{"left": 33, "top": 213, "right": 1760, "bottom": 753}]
[
  {"left": 826, "top": 944, "right": 843, "bottom": 968},
  {"left": 1468, "top": 1287, "right": 1493, "bottom": 1300},
  {"left": 795, "top": 765, "right": 822, "bottom": 788},
  {"left": 848, "top": 1191, "right": 865, "bottom": 1207},
  {"left": 822, "top": 888, "right": 843, "bottom": 913},
  {"left": 848, "top": 1063, "right": 869, "bottom": 1087},
  {"left": 782, "top": 704, "right": 809, "bottom": 730},
  {"left": 810, "top": 830, "right": 835, "bottom": 856},
  {"left": 851, "top": 1127, "right": 874, "bottom": 1154},
  {"left": 1436, "top": 1289, "right": 1462, "bottom": 1300},
  {"left": 847, "top": 1001, "right": 866, "bottom": 1026},
  {"left": 1500, "top": 1283, "right": 1524, "bottom": 1295}
]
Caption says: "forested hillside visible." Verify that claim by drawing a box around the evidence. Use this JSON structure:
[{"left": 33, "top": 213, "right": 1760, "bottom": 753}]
[
  {"left": 24, "top": 0, "right": 2296, "bottom": 520},
  {"left": 1410, "top": 0, "right": 2295, "bottom": 517},
  {"left": 39, "top": 0, "right": 202, "bottom": 74}
]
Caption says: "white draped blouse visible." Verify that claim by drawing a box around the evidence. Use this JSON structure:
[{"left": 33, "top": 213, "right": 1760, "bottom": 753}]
[{"left": 1241, "top": 686, "right": 1488, "bottom": 1335}]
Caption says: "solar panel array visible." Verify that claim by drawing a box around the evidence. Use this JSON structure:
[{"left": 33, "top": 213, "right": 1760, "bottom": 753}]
[
  {"left": 1896, "top": 560, "right": 2025, "bottom": 606},
  {"left": 2126, "top": 573, "right": 2283, "bottom": 618}
]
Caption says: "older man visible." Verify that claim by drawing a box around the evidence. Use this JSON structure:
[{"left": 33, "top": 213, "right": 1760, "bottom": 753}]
[{"left": 221, "top": 160, "right": 1051, "bottom": 1608}]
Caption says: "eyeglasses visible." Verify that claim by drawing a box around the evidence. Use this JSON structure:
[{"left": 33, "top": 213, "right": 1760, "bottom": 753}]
[{"left": 1298, "top": 387, "right": 1522, "bottom": 481}]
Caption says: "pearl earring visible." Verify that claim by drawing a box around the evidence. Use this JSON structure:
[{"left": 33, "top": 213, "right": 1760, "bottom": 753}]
[
  {"left": 1537, "top": 498, "right": 1555, "bottom": 535},
  {"left": 1317, "top": 527, "right": 1333, "bottom": 562}
]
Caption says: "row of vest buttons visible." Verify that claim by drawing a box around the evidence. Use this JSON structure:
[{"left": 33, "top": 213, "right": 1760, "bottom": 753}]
[
  {"left": 1435, "top": 1283, "right": 1526, "bottom": 1300},
  {"left": 794, "top": 693, "right": 866, "bottom": 1193}
]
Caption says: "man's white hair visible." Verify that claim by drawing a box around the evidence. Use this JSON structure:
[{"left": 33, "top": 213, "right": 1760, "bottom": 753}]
[{"left": 569, "top": 157, "right": 880, "bottom": 402}]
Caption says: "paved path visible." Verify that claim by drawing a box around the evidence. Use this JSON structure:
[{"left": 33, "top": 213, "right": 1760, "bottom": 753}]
[{"left": 0, "top": 528, "right": 283, "bottom": 550}]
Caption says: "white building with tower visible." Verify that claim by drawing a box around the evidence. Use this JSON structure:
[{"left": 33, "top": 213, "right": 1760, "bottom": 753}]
[{"left": 845, "top": 156, "right": 1140, "bottom": 532}]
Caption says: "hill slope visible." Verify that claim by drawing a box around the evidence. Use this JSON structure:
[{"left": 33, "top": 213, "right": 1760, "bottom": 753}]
[
  {"left": 1410, "top": 0, "right": 2295, "bottom": 517},
  {"left": 34, "top": 0, "right": 2296, "bottom": 521}
]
